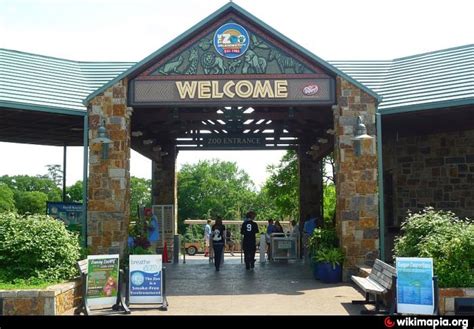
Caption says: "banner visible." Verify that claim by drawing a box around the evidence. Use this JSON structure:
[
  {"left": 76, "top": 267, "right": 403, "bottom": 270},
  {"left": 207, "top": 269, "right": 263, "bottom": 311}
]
[
  {"left": 396, "top": 257, "right": 434, "bottom": 315},
  {"left": 46, "top": 202, "right": 83, "bottom": 234},
  {"left": 129, "top": 254, "right": 163, "bottom": 304},
  {"left": 86, "top": 255, "right": 120, "bottom": 306}
]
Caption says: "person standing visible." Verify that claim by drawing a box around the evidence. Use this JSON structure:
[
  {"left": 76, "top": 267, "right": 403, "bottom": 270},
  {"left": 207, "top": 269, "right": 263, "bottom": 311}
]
[
  {"left": 211, "top": 217, "right": 225, "bottom": 271},
  {"left": 148, "top": 213, "right": 160, "bottom": 253},
  {"left": 226, "top": 228, "right": 235, "bottom": 256},
  {"left": 204, "top": 219, "right": 211, "bottom": 257},
  {"left": 240, "top": 211, "right": 259, "bottom": 270}
]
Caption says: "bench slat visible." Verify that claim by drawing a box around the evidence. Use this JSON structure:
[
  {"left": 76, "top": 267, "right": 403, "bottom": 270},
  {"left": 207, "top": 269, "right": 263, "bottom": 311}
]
[
  {"left": 353, "top": 259, "right": 396, "bottom": 294},
  {"left": 351, "top": 275, "right": 385, "bottom": 294}
]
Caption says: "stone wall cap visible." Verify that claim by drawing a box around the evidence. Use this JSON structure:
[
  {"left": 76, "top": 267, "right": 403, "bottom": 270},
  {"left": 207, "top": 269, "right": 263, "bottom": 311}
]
[{"left": 0, "top": 290, "right": 18, "bottom": 297}]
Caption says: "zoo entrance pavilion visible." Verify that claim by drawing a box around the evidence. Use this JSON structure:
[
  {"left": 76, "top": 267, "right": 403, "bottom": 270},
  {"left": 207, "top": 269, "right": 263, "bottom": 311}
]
[{"left": 1, "top": 3, "right": 473, "bottom": 280}]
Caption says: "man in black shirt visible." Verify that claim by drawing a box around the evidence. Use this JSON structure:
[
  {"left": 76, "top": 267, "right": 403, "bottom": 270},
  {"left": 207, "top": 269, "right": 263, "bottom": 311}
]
[{"left": 240, "top": 211, "right": 259, "bottom": 270}]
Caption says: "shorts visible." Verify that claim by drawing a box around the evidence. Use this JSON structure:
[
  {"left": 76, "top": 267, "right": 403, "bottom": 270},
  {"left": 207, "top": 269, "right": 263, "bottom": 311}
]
[
  {"left": 205, "top": 238, "right": 210, "bottom": 247},
  {"left": 226, "top": 240, "right": 235, "bottom": 246}
]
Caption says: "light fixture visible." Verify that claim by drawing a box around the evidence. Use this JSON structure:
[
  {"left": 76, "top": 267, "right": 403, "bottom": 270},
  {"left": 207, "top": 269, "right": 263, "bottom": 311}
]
[
  {"left": 92, "top": 120, "right": 112, "bottom": 160},
  {"left": 351, "top": 115, "right": 373, "bottom": 156}
]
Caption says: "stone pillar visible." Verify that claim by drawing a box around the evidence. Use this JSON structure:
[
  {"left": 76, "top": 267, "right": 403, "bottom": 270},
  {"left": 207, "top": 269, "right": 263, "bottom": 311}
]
[
  {"left": 87, "top": 79, "right": 132, "bottom": 255},
  {"left": 151, "top": 144, "right": 178, "bottom": 259},
  {"left": 334, "top": 76, "right": 379, "bottom": 280},
  {"left": 298, "top": 145, "right": 323, "bottom": 224}
]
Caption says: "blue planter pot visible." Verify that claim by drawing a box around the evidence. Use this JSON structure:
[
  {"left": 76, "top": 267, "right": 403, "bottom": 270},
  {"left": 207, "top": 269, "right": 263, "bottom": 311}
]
[
  {"left": 312, "top": 261, "right": 320, "bottom": 280},
  {"left": 318, "top": 262, "right": 342, "bottom": 283}
]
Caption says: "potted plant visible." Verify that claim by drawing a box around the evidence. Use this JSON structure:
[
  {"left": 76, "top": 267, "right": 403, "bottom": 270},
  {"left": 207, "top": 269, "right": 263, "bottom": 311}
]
[
  {"left": 307, "top": 227, "right": 338, "bottom": 279},
  {"left": 314, "top": 247, "right": 344, "bottom": 283}
]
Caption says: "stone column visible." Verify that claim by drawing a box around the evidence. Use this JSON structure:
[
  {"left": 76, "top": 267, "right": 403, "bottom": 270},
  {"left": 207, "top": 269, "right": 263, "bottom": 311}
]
[
  {"left": 298, "top": 145, "right": 323, "bottom": 224},
  {"left": 334, "top": 76, "right": 379, "bottom": 280},
  {"left": 87, "top": 79, "right": 132, "bottom": 255},
  {"left": 151, "top": 144, "right": 178, "bottom": 259}
]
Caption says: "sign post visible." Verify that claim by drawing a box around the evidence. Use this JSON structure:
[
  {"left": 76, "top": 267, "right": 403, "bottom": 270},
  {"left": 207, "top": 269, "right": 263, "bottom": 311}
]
[{"left": 396, "top": 257, "right": 435, "bottom": 315}]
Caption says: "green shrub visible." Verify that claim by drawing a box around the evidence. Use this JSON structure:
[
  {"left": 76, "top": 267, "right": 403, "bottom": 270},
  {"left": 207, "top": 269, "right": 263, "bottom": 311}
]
[
  {"left": 393, "top": 207, "right": 474, "bottom": 288},
  {"left": 308, "top": 227, "right": 338, "bottom": 255},
  {"left": 313, "top": 247, "right": 345, "bottom": 269},
  {"left": 0, "top": 212, "right": 81, "bottom": 283}
]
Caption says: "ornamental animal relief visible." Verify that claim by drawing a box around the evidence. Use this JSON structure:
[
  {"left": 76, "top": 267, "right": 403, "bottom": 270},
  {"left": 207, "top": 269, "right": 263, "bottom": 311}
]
[{"left": 175, "top": 80, "right": 288, "bottom": 99}]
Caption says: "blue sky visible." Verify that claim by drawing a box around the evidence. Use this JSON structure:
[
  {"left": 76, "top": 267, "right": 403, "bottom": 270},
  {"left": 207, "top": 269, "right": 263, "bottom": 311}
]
[{"left": 0, "top": 0, "right": 472, "bottom": 186}]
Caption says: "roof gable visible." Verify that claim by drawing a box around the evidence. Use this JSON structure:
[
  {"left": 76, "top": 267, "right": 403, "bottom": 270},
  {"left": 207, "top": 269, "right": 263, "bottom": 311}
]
[{"left": 84, "top": 2, "right": 380, "bottom": 105}]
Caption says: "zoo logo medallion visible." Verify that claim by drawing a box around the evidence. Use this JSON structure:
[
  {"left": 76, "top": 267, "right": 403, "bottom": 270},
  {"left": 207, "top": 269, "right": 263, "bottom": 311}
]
[{"left": 214, "top": 23, "right": 250, "bottom": 59}]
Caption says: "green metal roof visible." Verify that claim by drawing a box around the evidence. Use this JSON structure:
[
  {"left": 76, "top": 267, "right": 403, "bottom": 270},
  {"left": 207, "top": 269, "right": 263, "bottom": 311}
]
[
  {"left": 0, "top": 48, "right": 134, "bottom": 114},
  {"left": 330, "top": 44, "right": 474, "bottom": 114},
  {"left": 2, "top": 44, "right": 473, "bottom": 116}
]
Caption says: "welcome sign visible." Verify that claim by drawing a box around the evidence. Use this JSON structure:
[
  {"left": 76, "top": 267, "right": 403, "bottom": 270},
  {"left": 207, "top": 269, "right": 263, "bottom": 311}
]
[{"left": 130, "top": 78, "right": 334, "bottom": 106}]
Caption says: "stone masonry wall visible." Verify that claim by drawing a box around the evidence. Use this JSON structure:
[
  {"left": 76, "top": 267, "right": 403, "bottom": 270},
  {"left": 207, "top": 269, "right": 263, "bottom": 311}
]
[
  {"left": 152, "top": 145, "right": 178, "bottom": 259},
  {"left": 298, "top": 145, "right": 323, "bottom": 223},
  {"left": 0, "top": 280, "right": 81, "bottom": 315},
  {"left": 334, "top": 76, "right": 379, "bottom": 280},
  {"left": 383, "top": 129, "right": 474, "bottom": 224},
  {"left": 88, "top": 79, "right": 132, "bottom": 255}
]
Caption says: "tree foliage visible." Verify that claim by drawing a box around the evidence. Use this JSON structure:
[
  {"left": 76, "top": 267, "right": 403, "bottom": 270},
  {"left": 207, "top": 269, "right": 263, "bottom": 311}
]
[
  {"left": 130, "top": 177, "right": 151, "bottom": 219},
  {"left": 14, "top": 191, "right": 49, "bottom": 215},
  {"left": 45, "top": 164, "right": 63, "bottom": 187},
  {"left": 263, "top": 150, "right": 299, "bottom": 219},
  {"left": 0, "top": 183, "right": 15, "bottom": 212},
  {"left": 0, "top": 174, "right": 61, "bottom": 202},
  {"left": 66, "top": 180, "right": 83, "bottom": 203},
  {"left": 177, "top": 159, "right": 257, "bottom": 233}
]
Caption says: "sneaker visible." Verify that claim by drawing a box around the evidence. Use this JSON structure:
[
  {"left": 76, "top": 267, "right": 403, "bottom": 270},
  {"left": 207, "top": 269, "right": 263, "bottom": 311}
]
[
  {"left": 216, "top": 268, "right": 220, "bottom": 272},
  {"left": 230, "top": 253, "right": 235, "bottom": 256}
]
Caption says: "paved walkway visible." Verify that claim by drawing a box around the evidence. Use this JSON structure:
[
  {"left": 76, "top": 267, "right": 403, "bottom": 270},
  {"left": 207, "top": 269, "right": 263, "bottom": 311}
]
[{"left": 70, "top": 254, "right": 370, "bottom": 315}]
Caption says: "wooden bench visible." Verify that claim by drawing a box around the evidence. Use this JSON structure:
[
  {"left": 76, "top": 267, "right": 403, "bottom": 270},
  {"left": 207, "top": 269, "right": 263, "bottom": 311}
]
[
  {"left": 74, "top": 258, "right": 130, "bottom": 315},
  {"left": 351, "top": 259, "right": 396, "bottom": 314}
]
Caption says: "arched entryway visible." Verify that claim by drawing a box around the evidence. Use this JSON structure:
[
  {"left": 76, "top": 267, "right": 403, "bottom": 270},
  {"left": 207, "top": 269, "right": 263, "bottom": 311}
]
[{"left": 85, "top": 2, "right": 380, "bottom": 279}]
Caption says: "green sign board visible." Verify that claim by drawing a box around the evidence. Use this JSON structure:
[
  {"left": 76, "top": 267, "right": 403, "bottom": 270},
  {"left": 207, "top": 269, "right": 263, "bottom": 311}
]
[{"left": 86, "top": 255, "right": 120, "bottom": 306}]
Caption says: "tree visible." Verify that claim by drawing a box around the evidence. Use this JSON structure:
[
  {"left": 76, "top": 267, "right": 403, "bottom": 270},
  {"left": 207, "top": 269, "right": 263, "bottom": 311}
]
[
  {"left": 263, "top": 150, "right": 299, "bottom": 219},
  {"left": 14, "top": 191, "right": 49, "bottom": 214},
  {"left": 0, "top": 183, "right": 15, "bottom": 212},
  {"left": 177, "top": 159, "right": 257, "bottom": 233},
  {"left": 66, "top": 180, "right": 83, "bottom": 203},
  {"left": 0, "top": 175, "right": 61, "bottom": 202},
  {"left": 45, "top": 164, "right": 63, "bottom": 187},
  {"left": 130, "top": 177, "right": 151, "bottom": 219}
]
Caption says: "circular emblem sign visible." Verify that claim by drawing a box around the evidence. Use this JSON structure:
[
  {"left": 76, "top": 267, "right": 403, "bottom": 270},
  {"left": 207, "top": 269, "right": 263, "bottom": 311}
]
[{"left": 214, "top": 23, "right": 250, "bottom": 59}]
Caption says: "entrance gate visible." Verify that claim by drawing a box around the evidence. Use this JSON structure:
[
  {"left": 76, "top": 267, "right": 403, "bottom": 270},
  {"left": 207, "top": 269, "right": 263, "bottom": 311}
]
[{"left": 85, "top": 2, "right": 380, "bottom": 279}]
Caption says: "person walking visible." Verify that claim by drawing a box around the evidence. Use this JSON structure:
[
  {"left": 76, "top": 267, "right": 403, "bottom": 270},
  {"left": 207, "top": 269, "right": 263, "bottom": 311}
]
[
  {"left": 211, "top": 217, "right": 225, "bottom": 271},
  {"left": 204, "top": 219, "right": 211, "bottom": 257},
  {"left": 240, "top": 211, "right": 259, "bottom": 270}
]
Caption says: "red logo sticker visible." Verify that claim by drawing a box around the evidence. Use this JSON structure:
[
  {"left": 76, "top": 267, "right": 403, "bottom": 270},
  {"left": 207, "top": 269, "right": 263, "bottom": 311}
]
[
  {"left": 384, "top": 317, "right": 395, "bottom": 328},
  {"left": 302, "top": 84, "right": 319, "bottom": 96}
]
